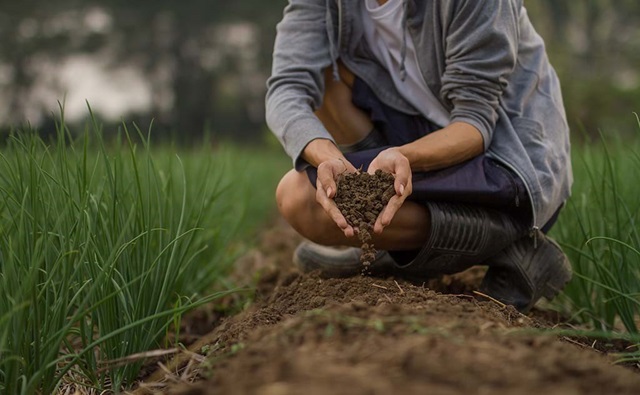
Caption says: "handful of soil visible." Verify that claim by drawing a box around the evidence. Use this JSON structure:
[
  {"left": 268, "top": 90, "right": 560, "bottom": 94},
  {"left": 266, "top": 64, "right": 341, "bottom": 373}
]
[{"left": 334, "top": 169, "right": 395, "bottom": 273}]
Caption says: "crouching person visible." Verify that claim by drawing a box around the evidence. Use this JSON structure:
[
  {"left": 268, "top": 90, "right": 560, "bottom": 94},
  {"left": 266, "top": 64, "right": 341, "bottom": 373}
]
[{"left": 267, "top": 0, "right": 573, "bottom": 313}]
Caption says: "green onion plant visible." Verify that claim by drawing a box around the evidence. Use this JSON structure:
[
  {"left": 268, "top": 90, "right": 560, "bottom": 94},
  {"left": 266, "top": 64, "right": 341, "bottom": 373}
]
[
  {"left": 0, "top": 114, "right": 287, "bottom": 393},
  {"left": 551, "top": 114, "right": 640, "bottom": 361}
]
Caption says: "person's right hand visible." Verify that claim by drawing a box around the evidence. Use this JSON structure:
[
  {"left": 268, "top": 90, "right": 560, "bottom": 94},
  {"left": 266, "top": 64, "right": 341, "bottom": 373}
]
[{"left": 315, "top": 157, "right": 358, "bottom": 238}]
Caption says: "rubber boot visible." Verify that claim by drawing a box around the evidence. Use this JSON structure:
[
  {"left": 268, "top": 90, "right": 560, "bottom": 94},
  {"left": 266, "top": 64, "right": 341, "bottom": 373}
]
[
  {"left": 480, "top": 230, "right": 572, "bottom": 313},
  {"left": 396, "top": 202, "right": 528, "bottom": 279}
]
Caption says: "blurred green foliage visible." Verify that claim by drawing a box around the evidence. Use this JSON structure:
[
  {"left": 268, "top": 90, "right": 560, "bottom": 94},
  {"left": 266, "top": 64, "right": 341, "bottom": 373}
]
[{"left": 0, "top": 1, "right": 639, "bottom": 141}]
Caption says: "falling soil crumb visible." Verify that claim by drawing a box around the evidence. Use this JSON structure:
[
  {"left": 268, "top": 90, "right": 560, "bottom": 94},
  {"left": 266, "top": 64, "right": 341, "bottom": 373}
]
[
  {"left": 133, "top": 218, "right": 640, "bottom": 395},
  {"left": 334, "top": 169, "right": 395, "bottom": 273}
]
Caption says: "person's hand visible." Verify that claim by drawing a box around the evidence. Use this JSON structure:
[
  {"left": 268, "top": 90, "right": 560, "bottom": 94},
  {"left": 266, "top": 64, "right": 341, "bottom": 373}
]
[
  {"left": 367, "top": 148, "right": 412, "bottom": 234},
  {"left": 315, "top": 157, "right": 359, "bottom": 237}
]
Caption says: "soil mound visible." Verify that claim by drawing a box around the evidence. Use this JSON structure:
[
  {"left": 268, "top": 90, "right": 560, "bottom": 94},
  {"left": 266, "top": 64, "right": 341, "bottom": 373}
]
[{"left": 136, "top": 219, "right": 640, "bottom": 395}]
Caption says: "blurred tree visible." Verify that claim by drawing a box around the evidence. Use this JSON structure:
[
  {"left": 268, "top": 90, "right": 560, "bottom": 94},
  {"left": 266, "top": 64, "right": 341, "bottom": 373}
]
[
  {"left": 98, "top": 0, "right": 287, "bottom": 139},
  {"left": 0, "top": 0, "right": 287, "bottom": 142},
  {"left": 525, "top": 0, "right": 640, "bottom": 138},
  {"left": 0, "top": 0, "right": 92, "bottom": 123}
]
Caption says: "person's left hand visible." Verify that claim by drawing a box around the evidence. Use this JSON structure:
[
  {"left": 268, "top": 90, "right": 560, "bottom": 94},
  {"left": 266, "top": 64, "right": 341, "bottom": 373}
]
[{"left": 367, "top": 148, "right": 412, "bottom": 234}]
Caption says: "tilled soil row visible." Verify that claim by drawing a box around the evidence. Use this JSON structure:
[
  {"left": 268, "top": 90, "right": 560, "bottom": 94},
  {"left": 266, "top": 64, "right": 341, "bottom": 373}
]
[{"left": 136, "top": 219, "right": 640, "bottom": 395}]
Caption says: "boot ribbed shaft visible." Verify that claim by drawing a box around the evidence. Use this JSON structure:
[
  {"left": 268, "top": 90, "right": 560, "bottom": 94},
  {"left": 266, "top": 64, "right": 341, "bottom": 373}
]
[
  {"left": 428, "top": 203, "right": 488, "bottom": 254},
  {"left": 397, "top": 202, "right": 527, "bottom": 277}
]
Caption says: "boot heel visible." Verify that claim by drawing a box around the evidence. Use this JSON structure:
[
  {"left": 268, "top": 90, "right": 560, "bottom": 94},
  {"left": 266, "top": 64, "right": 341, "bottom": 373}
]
[
  {"left": 541, "top": 238, "right": 572, "bottom": 300},
  {"left": 541, "top": 256, "right": 572, "bottom": 300},
  {"left": 481, "top": 232, "right": 573, "bottom": 312}
]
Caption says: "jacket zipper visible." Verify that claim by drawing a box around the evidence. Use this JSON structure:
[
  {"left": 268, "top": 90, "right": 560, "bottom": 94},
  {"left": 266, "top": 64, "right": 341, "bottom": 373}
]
[{"left": 337, "top": 0, "right": 343, "bottom": 50}]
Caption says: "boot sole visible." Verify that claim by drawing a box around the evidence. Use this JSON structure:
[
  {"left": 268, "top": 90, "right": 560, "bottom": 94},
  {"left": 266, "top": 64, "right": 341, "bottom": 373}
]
[{"left": 293, "top": 242, "right": 397, "bottom": 278}]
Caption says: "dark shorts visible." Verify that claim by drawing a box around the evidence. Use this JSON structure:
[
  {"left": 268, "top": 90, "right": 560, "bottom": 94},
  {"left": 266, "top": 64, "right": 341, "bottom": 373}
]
[{"left": 306, "top": 77, "right": 561, "bottom": 233}]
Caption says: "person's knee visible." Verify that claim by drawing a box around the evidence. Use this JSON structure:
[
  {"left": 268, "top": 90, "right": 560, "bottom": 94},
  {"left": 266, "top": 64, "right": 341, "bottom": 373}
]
[
  {"left": 276, "top": 170, "right": 318, "bottom": 229},
  {"left": 275, "top": 170, "right": 302, "bottom": 219},
  {"left": 275, "top": 170, "right": 335, "bottom": 243}
]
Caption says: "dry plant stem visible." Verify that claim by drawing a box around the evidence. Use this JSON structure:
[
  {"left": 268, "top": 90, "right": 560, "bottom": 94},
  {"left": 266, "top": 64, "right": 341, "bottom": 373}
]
[
  {"left": 334, "top": 170, "right": 395, "bottom": 274},
  {"left": 473, "top": 291, "right": 508, "bottom": 309},
  {"left": 394, "top": 280, "right": 405, "bottom": 294}
]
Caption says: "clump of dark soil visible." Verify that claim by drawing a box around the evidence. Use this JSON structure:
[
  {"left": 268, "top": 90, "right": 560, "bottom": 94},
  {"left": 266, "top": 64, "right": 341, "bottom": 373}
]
[{"left": 334, "top": 169, "right": 395, "bottom": 271}]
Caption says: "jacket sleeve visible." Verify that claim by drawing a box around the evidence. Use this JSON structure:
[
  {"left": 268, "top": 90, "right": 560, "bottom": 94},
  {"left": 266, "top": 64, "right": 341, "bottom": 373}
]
[
  {"left": 266, "top": 0, "right": 336, "bottom": 169},
  {"left": 440, "top": 0, "right": 521, "bottom": 150}
]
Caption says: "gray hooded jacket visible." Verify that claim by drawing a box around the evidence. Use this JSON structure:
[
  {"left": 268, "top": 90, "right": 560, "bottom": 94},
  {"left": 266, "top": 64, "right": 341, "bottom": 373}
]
[{"left": 266, "top": 0, "right": 573, "bottom": 230}]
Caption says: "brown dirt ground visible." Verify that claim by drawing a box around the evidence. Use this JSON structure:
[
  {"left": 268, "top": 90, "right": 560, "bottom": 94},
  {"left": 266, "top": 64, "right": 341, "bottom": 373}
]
[{"left": 133, "top": 218, "right": 640, "bottom": 395}]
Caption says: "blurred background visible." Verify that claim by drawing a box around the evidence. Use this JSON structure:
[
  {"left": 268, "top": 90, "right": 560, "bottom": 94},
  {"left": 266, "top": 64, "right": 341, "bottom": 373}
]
[{"left": 1, "top": 0, "right": 639, "bottom": 143}]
